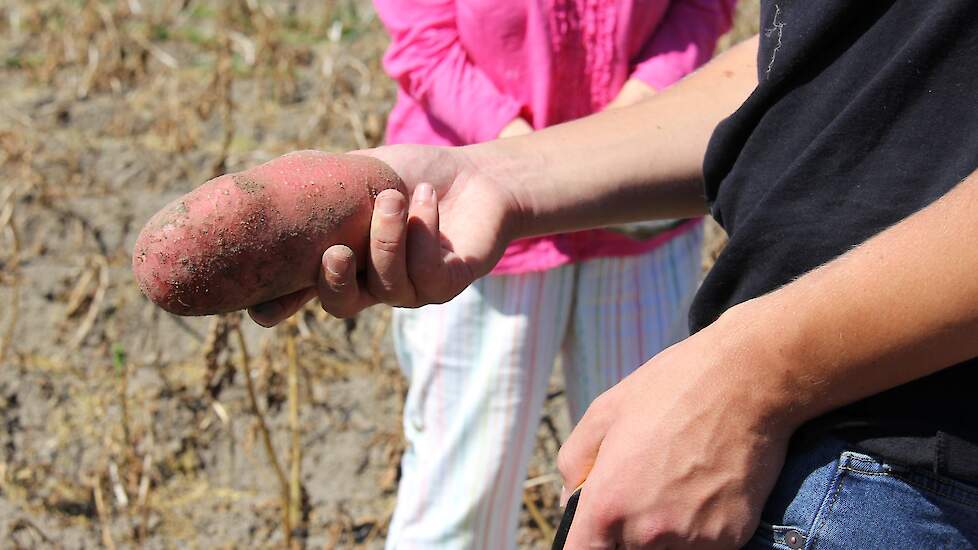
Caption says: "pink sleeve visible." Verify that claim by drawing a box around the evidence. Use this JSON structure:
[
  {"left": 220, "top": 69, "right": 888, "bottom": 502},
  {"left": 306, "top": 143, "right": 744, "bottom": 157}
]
[
  {"left": 630, "top": 0, "right": 737, "bottom": 91},
  {"left": 374, "top": 0, "right": 524, "bottom": 144}
]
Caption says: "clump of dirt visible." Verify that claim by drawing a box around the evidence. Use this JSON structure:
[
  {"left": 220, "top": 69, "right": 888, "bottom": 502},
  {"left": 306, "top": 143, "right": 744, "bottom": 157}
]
[{"left": 233, "top": 173, "right": 266, "bottom": 195}]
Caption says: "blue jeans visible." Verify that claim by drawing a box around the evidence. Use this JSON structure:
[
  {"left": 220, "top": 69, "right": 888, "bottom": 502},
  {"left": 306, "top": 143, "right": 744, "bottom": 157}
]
[{"left": 745, "top": 437, "right": 978, "bottom": 549}]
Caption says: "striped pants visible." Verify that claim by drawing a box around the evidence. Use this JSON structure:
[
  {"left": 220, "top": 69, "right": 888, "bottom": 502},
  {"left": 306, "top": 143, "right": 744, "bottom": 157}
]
[{"left": 386, "top": 225, "right": 703, "bottom": 550}]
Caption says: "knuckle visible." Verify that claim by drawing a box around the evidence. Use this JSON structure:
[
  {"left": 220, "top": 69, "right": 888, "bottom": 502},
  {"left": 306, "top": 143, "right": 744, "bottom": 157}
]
[
  {"left": 587, "top": 496, "right": 625, "bottom": 531},
  {"left": 578, "top": 404, "right": 603, "bottom": 430},
  {"left": 556, "top": 446, "right": 577, "bottom": 482},
  {"left": 372, "top": 236, "right": 402, "bottom": 255},
  {"left": 585, "top": 391, "right": 614, "bottom": 420},
  {"left": 324, "top": 273, "right": 349, "bottom": 291},
  {"left": 629, "top": 516, "right": 670, "bottom": 547},
  {"left": 591, "top": 390, "right": 612, "bottom": 409}
]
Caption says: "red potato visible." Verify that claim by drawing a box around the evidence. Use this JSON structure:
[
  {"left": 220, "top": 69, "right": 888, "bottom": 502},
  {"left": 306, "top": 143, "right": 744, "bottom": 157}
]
[{"left": 132, "top": 150, "right": 405, "bottom": 316}]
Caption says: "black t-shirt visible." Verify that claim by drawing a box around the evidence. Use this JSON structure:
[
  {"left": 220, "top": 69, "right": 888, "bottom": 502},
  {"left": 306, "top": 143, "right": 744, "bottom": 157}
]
[{"left": 695, "top": 1, "right": 978, "bottom": 480}]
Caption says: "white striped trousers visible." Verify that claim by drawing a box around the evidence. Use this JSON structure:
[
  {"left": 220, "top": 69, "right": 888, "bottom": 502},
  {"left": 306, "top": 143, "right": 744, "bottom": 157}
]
[{"left": 386, "top": 225, "right": 704, "bottom": 550}]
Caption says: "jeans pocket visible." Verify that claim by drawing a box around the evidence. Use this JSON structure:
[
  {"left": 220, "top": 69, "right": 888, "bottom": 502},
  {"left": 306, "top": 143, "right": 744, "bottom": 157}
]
[
  {"left": 805, "top": 451, "right": 978, "bottom": 549},
  {"left": 747, "top": 438, "right": 852, "bottom": 550}
]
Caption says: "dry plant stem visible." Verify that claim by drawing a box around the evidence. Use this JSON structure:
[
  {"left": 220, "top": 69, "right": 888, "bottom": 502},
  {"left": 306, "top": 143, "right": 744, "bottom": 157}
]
[
  {"left": 234, "top": 325, "right": 292, "bottom": 545},
  {"left": 524, "top": 472, "right": 562, "bottom": 489},
  {"left": 9, "top": 518, "right": 55, "bottom": 546},
  {"left": 343, "top": 96, "right": 369, "bottom": 150},
  {"left": 522, "top": 491, "right": 555, "bottom": 542},
  {"left": 360, "top": 520, "right": 382, "bottom": 545},
  {"left": 211, "top": 33, "right": 235, "bottom": 178},
  {"left": 70, "top": 255, "right": 108, "bottom": 349},
  {"left": 370, "top": 307, "right": 391, "bottom": 370},
  {"left": 296, "top": 311, "right": 312, "bottom": 338},
  {"left": 77, "top": 42, "right": 100, "bottom": 99},
  {"left": 114, "top": 342, "right": 142, "bottom": 542},
  {"left": 136, "top": 438, "right": 154, "bottom": 543},
  {"left": 114, "top": 347, "right": 132, "bottom": 453},
  {"left": 0, "top": 188, "right": 20, "bottom": 364},
  {"left": 108, "top": 460, "right": 129, "bottom": 507},
  {"left": 541, "top": 413, "right": 564, "bottom": 450},
  {"left": 202, "top": 315, "right": 233, "bottom": 391},
  {"left": 64, "top": 267, "right": 96, "bottom": 318},
  {"left": 286, "top": 320, "right": 303, "bottom": 547},
  {"left": 92, "top": 479, "right": 117, "bottom": 550},
  {"left": 129, "top": 32, "right": 178, "bottom": 69}
]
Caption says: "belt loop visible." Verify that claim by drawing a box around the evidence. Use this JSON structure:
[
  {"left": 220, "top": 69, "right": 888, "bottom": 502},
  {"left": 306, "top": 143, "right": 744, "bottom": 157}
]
[{"left": 936, "top": 431, "right": 947, "bottom": 477}]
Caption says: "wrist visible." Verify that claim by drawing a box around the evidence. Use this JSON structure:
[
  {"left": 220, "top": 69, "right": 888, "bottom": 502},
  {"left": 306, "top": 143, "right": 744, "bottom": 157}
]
[
  {"left": 462, "top": 138, "right": 551, "bottom": 241},
  {"left": 704, "top": 297, "right": 815, "bottom": 436}
]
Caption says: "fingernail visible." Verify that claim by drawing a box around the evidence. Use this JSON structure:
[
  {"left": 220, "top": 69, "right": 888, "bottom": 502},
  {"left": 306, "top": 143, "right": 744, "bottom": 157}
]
[
  {"left": 378, "top": 193, "right": 403, "bottom": 215},
  {"left": 414, "top": 183, "right": 434, "bottom": 204},
  {"left": 324, "top": 248, "right": 351, "bottom": 276},
  {"left": 560, "top": 486, "right": 570, "bottom": 508}
]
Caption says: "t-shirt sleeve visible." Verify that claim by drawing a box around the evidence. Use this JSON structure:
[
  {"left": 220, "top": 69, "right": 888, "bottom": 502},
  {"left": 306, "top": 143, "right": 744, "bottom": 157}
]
[
  {"left": 374, "top": 0, "right": 524, "bottom": 143},
  {"left": 630, "top": 0, "right": 737, "bottom": 90}
]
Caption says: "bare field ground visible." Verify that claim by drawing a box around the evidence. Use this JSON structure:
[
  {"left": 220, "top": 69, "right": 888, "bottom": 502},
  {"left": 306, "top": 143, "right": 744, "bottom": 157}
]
[{"left": 0, "top": 1, "right": 757, "bottom": 548}]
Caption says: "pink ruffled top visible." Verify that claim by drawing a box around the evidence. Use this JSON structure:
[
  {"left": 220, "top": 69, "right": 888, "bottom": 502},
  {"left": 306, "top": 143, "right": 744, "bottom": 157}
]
[{"left": 376, "top": 0, "right": 735, "bottom": 274}]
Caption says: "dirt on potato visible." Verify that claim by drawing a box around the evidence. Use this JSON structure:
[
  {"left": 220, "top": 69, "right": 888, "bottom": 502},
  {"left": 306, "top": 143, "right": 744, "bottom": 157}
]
[{"left": 0, "top": 1, "right": 756, "bottom": 548}]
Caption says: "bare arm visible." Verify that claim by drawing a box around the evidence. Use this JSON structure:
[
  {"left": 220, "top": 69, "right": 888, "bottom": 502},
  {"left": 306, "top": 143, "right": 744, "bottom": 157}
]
[
  {"left": 557, "top": 159, "right": 978, "bottom": 550},
  {"left": 480, "top": 34, "right": 759, "bottom": 238},
  {"left": 733, "top": 171, "right": 978, "bottom": 426}
]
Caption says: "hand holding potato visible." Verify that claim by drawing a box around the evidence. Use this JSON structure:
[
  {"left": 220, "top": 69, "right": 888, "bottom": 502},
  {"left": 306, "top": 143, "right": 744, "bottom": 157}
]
[{"left": 246, "top": 144, "right": 523, "bottom": 326}]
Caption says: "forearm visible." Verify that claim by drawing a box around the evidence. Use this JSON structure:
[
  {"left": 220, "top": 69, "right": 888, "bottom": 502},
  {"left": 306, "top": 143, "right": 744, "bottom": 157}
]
[
  {"left": 722, "top": 171, "right": 978, "bottom": 429},
  {"left": 467, "top": 35, "right": 758, "bottom": 238}
]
